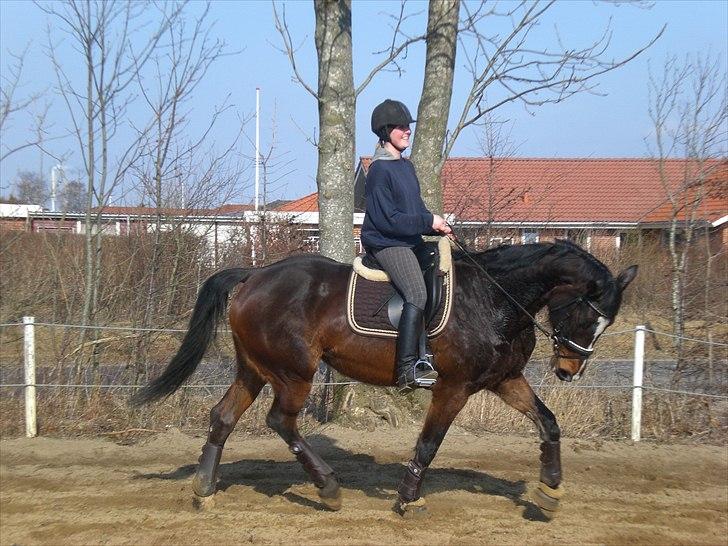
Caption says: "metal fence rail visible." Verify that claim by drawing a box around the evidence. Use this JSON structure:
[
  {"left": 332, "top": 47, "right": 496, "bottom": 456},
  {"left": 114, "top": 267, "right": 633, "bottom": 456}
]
[{"left": 1, "top": 318, "right": 726, "bottom": 439}]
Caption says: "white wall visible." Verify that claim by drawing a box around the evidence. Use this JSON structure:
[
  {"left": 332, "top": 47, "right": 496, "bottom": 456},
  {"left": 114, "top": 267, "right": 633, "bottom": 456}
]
[{"left": 0, "top": 204, "right": 43, "bottom": 218}]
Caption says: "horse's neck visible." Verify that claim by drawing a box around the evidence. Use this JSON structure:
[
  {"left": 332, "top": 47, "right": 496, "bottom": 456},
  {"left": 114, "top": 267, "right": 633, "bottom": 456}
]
[{"left": 495, "top": 253, "right": 576, "bottom": 313}]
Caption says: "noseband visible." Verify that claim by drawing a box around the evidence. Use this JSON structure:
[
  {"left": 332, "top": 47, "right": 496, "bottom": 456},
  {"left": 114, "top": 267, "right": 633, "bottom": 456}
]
[{"left": 550, "top": 296, "right": 609, "bottom": 360}]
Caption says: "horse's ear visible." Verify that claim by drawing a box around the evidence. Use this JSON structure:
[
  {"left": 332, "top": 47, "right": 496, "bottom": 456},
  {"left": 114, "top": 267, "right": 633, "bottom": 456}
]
[{"left": 616, "top": 265, "right": 638, "bottom": 292}]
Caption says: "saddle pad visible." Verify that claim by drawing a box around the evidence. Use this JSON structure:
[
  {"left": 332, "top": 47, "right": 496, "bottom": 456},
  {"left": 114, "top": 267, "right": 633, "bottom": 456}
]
[{"left": 346, "top": 267, "right": 454, "bottom": 339}]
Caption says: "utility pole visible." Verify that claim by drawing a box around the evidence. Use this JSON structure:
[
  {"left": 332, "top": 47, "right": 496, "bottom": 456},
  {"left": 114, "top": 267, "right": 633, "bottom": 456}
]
[{"left": 252, "top": 88, "right": 260, "bottom": 265}]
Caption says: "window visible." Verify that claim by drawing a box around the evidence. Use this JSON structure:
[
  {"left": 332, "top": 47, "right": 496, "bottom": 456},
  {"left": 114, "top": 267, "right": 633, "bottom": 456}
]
[
  {"left": 33, "top": 220, "right": 75, "bottom": 233},
  {"left": 522, "top": 229, "right": 539, "bottom": 244}
]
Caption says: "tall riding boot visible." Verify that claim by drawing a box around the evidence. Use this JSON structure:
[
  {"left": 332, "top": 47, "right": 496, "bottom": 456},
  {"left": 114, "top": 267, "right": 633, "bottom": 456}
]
[{"left": 396, "top": 302, "right": 438, "bottom": 392}]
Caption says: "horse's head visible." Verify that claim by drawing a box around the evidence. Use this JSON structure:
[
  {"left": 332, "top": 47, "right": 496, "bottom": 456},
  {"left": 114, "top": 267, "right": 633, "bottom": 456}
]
[{"left": 545, "top": 259, "right": 638, "bottom": 382}]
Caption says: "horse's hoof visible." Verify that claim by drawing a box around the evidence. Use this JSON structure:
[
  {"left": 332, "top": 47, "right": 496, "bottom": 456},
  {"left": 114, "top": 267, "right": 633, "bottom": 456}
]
[
  {"left": 396, "top": 497, "right": 428, "bottom": 519},
  {"left": 318, "top": 475, "right": 342, "bottom": 511},
  {"left": 192, "top": 494, "right": 215, "bottom": 511},
  {"left": 533, "top": 482, "right": 564, "bottom": 517},
  {"left": 192, "top": 472, "right": 216, "bottom": 498}
]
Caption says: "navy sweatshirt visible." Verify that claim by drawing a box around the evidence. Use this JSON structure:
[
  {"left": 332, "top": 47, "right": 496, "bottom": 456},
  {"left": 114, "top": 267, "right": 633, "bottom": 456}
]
[{"left": 361, "top": 155, "right": 435, "bottom": 250}]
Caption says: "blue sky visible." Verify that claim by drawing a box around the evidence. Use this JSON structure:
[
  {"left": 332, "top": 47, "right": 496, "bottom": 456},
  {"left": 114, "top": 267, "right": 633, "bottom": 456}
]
[{"left": 1, "top": 0, "right": 726, "bottom": 204}]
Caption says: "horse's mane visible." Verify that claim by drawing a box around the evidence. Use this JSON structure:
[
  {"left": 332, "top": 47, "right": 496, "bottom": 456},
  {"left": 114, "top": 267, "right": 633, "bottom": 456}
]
[{"left": 454, "top": 239, "right": 612, "bottom": 281}]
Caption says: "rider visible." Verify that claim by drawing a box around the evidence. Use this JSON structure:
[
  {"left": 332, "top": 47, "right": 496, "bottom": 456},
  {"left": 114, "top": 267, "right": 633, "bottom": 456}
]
[{"left": 361, "top": 99, "right": 452, "bottom": 391}]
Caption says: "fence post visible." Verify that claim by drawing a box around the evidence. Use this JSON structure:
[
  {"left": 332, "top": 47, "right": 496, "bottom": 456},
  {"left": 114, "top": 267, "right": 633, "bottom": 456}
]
[
  {"left": 23, "top": 316, "right": 37, "bottom": 438},
  {"left": 631, "top": 324, "right": 646, "bottom": 442}
]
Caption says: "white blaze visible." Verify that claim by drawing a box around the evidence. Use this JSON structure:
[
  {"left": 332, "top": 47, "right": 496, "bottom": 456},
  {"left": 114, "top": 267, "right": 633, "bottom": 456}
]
[{"left": 588, "top": 316, "right": 610, "bottom": 350}]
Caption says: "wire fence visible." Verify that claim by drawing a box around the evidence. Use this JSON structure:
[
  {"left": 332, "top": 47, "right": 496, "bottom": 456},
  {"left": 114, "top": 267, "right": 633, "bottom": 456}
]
[
  {"left": 1, "top": 319, "right": 726, "bottom": 442},
  {"left": 0, "top": 319, "right": 726, "bottom": 395}
]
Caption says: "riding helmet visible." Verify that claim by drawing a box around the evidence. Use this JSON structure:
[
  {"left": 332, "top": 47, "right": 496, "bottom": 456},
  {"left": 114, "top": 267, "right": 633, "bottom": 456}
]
[{"left": 371, "top": 99, "right": 416, "bottom": 141}]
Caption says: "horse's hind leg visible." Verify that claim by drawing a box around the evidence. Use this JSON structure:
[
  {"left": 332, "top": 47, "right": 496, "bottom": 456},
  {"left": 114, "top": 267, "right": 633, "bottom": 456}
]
[
  {"left": 193, "top": 357, "right": 265, "bottom": 498},
  {"left": 495, "top": 374, "right": 563, "bottom": 516},
  {"left": 266, "top": 379, "right": 341, "bottom": 511}
]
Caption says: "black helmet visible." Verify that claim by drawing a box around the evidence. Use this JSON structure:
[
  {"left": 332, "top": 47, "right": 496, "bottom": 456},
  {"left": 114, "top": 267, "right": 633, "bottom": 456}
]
[{"left": 371, "top": 99, "right": 415, "bottom": 141}]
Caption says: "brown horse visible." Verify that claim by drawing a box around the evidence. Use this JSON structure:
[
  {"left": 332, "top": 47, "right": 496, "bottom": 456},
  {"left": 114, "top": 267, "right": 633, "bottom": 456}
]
[{"left": 133, "top": 240, "right": 637, "bottom": 516}]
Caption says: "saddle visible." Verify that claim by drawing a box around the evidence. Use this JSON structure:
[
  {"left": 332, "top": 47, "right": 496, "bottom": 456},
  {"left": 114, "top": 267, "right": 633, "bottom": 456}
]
[{"left": 346, "top": 237, "right": 455, "bottom": 339}]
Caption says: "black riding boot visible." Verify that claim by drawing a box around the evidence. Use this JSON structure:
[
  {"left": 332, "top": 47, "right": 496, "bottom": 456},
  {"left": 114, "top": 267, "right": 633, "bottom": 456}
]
[{"left": 396, "top": 302, "right": 438, "bottom": 392}]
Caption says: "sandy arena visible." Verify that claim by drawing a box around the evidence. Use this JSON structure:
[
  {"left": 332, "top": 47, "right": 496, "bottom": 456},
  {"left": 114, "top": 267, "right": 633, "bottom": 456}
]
[{"left": 1, "top": 424, "right": 726, "bottom": 545}]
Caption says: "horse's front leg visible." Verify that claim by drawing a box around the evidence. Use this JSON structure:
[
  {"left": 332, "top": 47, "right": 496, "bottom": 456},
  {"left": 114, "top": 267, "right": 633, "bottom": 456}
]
[
  {"left": 397, "top": 383, "right": 469, "bottom": 517},
  {"left": 495, "top": 374, "right": 564, "bottom": 516}
]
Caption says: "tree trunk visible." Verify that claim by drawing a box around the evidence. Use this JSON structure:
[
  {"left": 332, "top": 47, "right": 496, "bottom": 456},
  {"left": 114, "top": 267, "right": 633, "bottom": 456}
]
[
  {"left": 410, "top": 0, "right": 459, "bottom": 215},
  {"left": 78, "top": 31, "right": 96, "bottom": 376},
  {"left": 314, "top": 0, "right": 355, "bottom": 263},
  {"left": 668, "top": 218, "right": 687, "bottom": 382}
]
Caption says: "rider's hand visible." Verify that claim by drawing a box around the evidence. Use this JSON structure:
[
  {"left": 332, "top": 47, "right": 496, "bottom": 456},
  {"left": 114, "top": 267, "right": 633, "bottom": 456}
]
[{"left": 432, "top": 214, "right": 452, "bottom": 235}]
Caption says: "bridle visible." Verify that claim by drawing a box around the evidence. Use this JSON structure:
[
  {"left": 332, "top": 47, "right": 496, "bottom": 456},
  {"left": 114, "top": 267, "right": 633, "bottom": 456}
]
[
  {"left": 449, "top": 235, "right": 609, "bottom": 362},
  {"left": 549, "top": 295, "right": 609, "bottom": 360}
]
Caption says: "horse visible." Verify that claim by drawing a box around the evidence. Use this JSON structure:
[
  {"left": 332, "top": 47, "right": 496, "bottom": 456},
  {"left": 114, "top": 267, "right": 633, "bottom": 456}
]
[{"left": 132, "top": 239, "right": 637, "bottom": 516}]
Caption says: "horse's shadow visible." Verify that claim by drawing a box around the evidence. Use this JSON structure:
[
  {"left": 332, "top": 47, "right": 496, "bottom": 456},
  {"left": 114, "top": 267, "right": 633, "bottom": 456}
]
[{"left": 135, "top": 433, "right": 546, "bottom": 520}]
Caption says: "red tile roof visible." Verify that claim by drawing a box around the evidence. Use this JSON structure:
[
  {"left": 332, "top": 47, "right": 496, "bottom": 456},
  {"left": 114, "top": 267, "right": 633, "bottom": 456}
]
[
  {"left": 355, "top": 157, "right": 726, "bottom": 224},
  {"left": 213, "top": 204, "right": 255, "bottom": 215},
  {"left": 275, "top": 192, "right": 319, "bottom": 213},
  {"left": 252, "top": 158, "right": 727, "bottom": 225},
  {"left": 640, "top": 162, "right": 727, "bottom": 224}
]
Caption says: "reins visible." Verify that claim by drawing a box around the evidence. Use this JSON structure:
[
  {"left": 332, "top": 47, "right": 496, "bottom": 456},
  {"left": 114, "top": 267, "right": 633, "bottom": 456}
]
[
  {"left": 447, "top": 234, "right": 555, "bottom": 340},
  {"left": 447, "top": 232, "right": 604, "bottom": 359}
]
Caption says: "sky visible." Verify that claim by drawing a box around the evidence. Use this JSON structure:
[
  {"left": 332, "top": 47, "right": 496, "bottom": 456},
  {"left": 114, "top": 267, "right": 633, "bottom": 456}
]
[{"left": 0, "top": 0, "right": 726, "bottom": 206}]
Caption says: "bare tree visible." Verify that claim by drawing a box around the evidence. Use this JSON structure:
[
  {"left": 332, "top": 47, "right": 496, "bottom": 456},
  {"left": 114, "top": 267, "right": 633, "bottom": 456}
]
[
  {"left": 0, "top": 45, "right": 51, "bottom": 164},
  {"left": 412, "top": 1, "right": 665, "bottom": 212},
  {"left": 310, "top": 0, "right": 356, "bottom": 263},
  {"left": 13, "top": 170, "right": 48, "bottom": 205},
  {"left": 277, "top": 2, "right": 662, "bottom": 258},
  {"left": 114, "top": 3, "right": 252, "bottom": 389},
  {"left": 58, "top": 178, "right": 87, "bottom": 212},
  {"left": 256, "top": 105, "right": 296, "bottom": 264},
  {"left": 646, "top": 53, "right": 727, "bottom": 365},
  {"left": 39, "top": 0, "right": 183, "bottom": 369},
  {"left": 458, "top": 114, "right": 526, "bottom": 246},
  {"left": 274, "top": 1, "right": 426, "bottom": 262}
]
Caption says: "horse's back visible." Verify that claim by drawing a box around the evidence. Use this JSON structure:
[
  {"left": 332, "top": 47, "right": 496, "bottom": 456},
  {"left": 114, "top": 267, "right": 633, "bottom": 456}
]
[
  {"left": 224, "top": 253, "right": 357, "bottom": 381},
  {"left": 228, "top": 254, "right": 350, "bottom": 330}
]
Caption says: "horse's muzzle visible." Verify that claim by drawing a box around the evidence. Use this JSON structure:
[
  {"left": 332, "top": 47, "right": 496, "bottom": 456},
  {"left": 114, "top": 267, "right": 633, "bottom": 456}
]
[{"left": 550, "top": 354, "right": 583, "bottom": 382}]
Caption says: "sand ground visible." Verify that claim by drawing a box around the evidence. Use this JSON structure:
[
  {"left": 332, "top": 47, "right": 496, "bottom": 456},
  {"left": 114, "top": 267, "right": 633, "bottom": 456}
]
[{"left": 1, "top": 424, "right": 726, "bottom": 545}]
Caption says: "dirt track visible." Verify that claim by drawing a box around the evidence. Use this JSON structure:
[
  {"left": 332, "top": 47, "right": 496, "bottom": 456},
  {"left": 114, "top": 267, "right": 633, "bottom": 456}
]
[{"left": 1, "top": 424, "right": 726, "bottom": 545}]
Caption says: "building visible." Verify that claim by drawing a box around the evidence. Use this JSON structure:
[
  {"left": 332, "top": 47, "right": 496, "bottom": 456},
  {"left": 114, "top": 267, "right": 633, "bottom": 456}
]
[
  {"left": 636, "top": 161, "right": 727, "bottom": 252},
  {"left": 3, "top": 157, "right": 725, "bottom": 255},
  {"left": 355, "top": 157, "right": 726, "bottom": 251},
  {"left": 0, "top": 203, "right": 310, "bottom": 266}
]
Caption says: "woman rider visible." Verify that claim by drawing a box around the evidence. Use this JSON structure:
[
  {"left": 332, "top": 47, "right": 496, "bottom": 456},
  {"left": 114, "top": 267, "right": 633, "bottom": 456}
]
[{"left": 360, "top": 99, "right": 452, "bottom": 391}]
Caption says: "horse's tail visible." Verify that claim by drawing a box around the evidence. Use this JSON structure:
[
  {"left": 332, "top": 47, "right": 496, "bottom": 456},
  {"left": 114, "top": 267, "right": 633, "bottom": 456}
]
[{"left": 130, "top": 267, "right": 250, "bottom": 406}]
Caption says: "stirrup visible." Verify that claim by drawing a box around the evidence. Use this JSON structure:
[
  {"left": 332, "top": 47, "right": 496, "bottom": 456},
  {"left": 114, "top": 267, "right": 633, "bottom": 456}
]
[{"left": 398, "top": 358, "right": 438, "bottom": 394}]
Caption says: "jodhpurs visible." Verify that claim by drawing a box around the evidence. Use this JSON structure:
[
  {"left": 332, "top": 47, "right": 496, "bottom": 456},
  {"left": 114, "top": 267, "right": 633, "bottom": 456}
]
[{"left": 371, "top": 246, "right": 427, "bottom": 311}]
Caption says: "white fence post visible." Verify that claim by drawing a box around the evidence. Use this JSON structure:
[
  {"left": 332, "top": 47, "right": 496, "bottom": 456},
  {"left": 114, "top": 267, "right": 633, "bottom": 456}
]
[
  {"left": 23, "top": 316, "right": 37, "bottom": 438},
  {"left": 631, "top": 324, "right": 646, "bottom": 442}
]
